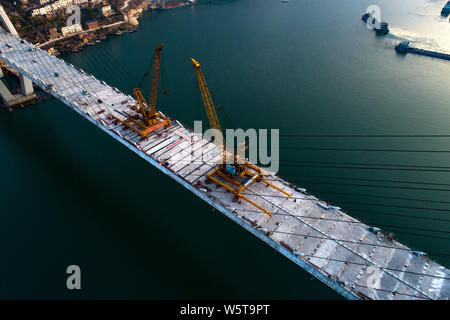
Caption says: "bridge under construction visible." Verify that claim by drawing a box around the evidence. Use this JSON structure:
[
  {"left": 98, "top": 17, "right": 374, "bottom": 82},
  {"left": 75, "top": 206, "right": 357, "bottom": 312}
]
[{"left": 0, "top": 19, "right": 449, "bottom": 299}]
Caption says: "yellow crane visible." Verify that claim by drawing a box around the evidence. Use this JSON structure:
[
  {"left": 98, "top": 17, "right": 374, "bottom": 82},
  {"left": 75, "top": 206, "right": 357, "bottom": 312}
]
[
  {"left": 120, "top": 44, "right": 171, "bottom": 138},
  {"left": 190, "top": 58, "right": 226, "bottom": 163},
  {"left": 191, "top": 58, "right": 291, "bottom": 215}
]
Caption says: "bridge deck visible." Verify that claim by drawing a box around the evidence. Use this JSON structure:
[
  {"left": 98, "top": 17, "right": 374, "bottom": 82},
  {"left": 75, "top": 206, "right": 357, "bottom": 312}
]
[{"left": 1, "top": 30, "right": 448, "bottom": 300}]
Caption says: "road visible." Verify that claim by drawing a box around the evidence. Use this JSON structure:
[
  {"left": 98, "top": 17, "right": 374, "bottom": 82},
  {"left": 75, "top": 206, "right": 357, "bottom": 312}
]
[{"left": 37, "top": 20, "right": 125, "bottom": 48}]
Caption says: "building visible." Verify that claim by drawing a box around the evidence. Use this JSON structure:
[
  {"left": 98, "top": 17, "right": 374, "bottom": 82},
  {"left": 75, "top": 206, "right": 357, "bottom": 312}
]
[
  {"left": 31, "top": 0, "right": 73, "bottom": 17},
  {"left": 48, "top": 26, "right": 59, "bottom": 39},
  {"left": 73, "top": 0, "right": 88, "bottom": 5},
  {"left": 98, "top": 4, "right": 114, "bottom": 17},
  {"left": 38, "top": 0, "right": 53, "bottom": 5},
  {"left": 31, "top": 6, "right": 50, "bottom": 16},
  {"left": 60, "top": 23, "right": 82, "bottom": 36},
  {"left": 85, "top": 19, "right": 98, "bottom": 30},
  {"left": 51, "top": 0, "right": 73, "bottom": 10}
]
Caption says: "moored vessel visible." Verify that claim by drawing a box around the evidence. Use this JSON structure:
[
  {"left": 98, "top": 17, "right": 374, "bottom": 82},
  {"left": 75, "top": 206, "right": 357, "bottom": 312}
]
[
  {"left": 441, "top": 1, "right": 450, "bottom": 15},
  {"left": 374, "top": 21, "right": 389, "bottom": 34},
  {"left": 361, "top": 12, "right": 370, "bottom": 22},
  {"left": 158, "top": 0, "right": 194, "bottom": 10}
]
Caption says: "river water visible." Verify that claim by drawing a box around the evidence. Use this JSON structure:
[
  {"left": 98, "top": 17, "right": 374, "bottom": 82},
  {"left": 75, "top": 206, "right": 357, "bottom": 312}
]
[{"left": 1, "top": 0, "right": 449, "bottom": 299}]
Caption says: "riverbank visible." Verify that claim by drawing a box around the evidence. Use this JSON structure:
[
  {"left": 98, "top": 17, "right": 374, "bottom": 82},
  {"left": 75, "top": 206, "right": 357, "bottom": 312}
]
[
  {"left": 47, "top": 1, "right": 196, "bottom": 54},
  {"left": 40, "top": 21, "right": 138, "bottom": 54},
  {"left": 2, "top": 0, "right": 152, "bottom": 55},
  {"left": 40, "top": 0, "right": 150, "bottom": 55}
]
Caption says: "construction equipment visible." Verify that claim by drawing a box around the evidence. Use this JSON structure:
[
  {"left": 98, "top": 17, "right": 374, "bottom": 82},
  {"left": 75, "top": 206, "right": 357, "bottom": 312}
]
[
  {"left": 191, "top": 58, "right": 291, "bottom": 215},
  {"left": 120, "top": 44, "right": 171, "bottom": 138}
]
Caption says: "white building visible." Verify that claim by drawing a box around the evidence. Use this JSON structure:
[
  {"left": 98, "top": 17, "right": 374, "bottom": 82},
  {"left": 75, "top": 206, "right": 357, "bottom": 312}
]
[
  {"left": 31, "top": 0, "right": 74, "bottom": 17},
  {"left": 60, "top": 23, "right": 82, "bottom": 36},
  {"left": 38, "top": 0, "right": 53, "bottom": 5},
  {"left": 73, "top": 0, "right": 88, "bottom": 5},
  {"left": 51, "top": 0, "right": 73, "bottom": 10},
  {"left": 31, "top": 6, "right": 51, "bottom": 16}
]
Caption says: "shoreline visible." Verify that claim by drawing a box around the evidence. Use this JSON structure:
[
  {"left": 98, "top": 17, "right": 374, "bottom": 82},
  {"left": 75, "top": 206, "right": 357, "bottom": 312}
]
[
  {"left": 42, "top": 0, "right": 151, "bottom": 55},
  {"left": 5, "top": 0, "right": 155, "bottom": 56},
  {"left": 41, "top": 21, "right": 139, "bottom": 55},
  {"left": 53, "top": 1, "right": 196, "bottom": 55},
  {"left": 4, "top": 0, "right": 196, "bottom": 56}
]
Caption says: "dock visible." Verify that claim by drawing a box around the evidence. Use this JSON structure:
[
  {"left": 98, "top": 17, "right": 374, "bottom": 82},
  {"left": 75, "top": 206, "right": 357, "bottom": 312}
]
[{"left": 0, "top": 30, "right": 449, "bottom": 300}]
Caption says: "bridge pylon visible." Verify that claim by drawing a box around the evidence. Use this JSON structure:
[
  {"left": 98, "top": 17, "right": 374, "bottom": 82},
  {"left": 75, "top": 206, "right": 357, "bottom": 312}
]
[{"left": 0, "top": 5, "right": 37, "bottom": 110}]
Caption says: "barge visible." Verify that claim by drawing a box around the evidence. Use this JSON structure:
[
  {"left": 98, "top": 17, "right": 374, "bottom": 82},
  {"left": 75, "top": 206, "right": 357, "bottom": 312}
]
[
  {"left": 395, "top": 41, "right": 450, "bottom": 61},
  {"left": 158, "top": 0, "right": 194, "bottom": 10},
  {"left": 374, "top": 22, "right": 389, "bottom": 35}
]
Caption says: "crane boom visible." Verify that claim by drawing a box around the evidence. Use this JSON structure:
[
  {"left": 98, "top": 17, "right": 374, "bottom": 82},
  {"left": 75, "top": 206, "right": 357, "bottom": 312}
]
[
  {"left": 148, "top": 44, "right": 164, "bottom": 117},
  {"left": 118, "top": 44, "right": 170, "bottom": 138},
  {"left": 191, "top": 58, "right": 222, "bottom": 135},
  {"left": 190, "top": 57, "right": 291, "bottom": 216}
]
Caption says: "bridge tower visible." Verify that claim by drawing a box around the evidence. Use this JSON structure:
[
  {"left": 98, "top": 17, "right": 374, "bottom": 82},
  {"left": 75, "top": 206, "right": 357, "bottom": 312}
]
[{"left": 0, "top": 5, "right": 37, "bottom": 110}]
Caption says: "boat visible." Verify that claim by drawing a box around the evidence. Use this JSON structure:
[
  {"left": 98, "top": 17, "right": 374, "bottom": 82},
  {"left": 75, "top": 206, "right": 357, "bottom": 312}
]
[
  {"left": 374, "top": 21, "right": 389, "bottom": 35},
  {"left": 361, "top": 12, "right": 389, "bottom": 35},
  {"left": 158, "top": 0, "right": 194, "bottom": 10},
  {"left": 395, "top": 41, "right": 450, "bottom": 61},
  {"left": 361, "top": 12, "right": 370, "bottom": 22},
  {"left": 395, "top": 41, "right": 411, "bottom": 53},
  {"left": 442, "top": 1, "right": 450, "bottom": 16}
]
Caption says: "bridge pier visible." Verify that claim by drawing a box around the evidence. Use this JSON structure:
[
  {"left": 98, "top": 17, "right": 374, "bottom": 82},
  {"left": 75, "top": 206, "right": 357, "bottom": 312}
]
[
  {"left": 0, "top": 5, "right": 37, "bottom": 110},
  {"left": 0, "top": 78, "right": 14, "bottom": 102},
  {"left": 20, "top": 74, "right": 33, "bottom": 96}
]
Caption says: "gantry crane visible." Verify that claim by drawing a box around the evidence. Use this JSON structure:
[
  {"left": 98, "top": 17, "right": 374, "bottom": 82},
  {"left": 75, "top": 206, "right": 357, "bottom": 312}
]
[
  {"left": 120, "top": 44, "right": 171, "bottom": 138},
  {"left": 191, "top": 58, "right": 291, "bottom": 215}
]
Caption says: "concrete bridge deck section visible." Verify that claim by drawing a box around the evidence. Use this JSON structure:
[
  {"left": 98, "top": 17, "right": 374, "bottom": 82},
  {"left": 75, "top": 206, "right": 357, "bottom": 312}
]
[{"left": 0, "top": 30, "right": 448, "bottom": 300}]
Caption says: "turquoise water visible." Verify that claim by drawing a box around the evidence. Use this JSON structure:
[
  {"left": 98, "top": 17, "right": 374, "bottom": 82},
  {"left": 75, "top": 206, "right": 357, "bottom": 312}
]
[{"left": 1, "top": 0, "right": 449, "bottom": 299}]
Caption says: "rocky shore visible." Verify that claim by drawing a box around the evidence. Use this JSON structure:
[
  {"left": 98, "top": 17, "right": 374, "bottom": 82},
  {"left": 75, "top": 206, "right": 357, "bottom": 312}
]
[{"left": 43, "top": 0, "right": 151, "bottom": 54}]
